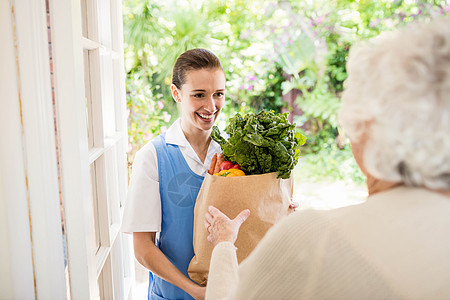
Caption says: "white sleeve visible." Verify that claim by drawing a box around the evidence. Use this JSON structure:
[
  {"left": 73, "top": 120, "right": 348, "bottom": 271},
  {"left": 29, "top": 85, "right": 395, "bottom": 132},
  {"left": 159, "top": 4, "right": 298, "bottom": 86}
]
[
  {"left": 205, "top": 242, "right": 239, "bottom": 300},
  {"left": 121, "top": 142, "right": 162, "bottom": 234}
]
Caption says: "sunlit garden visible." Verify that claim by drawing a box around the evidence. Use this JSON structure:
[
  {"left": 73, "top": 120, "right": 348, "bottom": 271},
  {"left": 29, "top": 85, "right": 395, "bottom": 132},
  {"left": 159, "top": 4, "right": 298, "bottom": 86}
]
[{"left": 123, "top": 0, "right": 449, "bottom": 187}]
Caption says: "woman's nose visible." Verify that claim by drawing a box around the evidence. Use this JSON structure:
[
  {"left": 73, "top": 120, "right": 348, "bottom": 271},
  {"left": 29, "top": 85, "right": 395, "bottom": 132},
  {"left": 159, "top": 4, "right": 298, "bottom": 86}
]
[{"left": 204, "top": 95, "right": 216, "bottom": 112}]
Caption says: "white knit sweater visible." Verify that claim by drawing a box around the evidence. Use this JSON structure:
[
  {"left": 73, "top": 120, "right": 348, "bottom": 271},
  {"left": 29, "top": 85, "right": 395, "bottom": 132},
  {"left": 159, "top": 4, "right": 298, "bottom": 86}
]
[{"left": 206, "top": 186, "right": 450, "bottom": 299}]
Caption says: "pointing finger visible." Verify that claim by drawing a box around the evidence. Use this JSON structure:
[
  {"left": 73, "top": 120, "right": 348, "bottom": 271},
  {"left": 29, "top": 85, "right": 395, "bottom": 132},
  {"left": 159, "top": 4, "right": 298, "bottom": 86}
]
[{"left": 233, "top": 209, "right": 250, "bottom": 226}]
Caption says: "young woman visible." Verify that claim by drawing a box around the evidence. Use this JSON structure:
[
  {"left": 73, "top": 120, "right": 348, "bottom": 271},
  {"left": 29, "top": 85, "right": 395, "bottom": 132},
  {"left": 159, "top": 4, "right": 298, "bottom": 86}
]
[{"left": 122, "top": 48, "right": 226, "bottom": 300}]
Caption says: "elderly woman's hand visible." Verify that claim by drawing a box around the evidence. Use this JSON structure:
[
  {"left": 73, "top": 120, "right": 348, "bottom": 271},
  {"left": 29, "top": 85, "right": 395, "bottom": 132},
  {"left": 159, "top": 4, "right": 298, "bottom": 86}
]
[{"left": 204, "top": 206, "right": 250, "bottom": 247}]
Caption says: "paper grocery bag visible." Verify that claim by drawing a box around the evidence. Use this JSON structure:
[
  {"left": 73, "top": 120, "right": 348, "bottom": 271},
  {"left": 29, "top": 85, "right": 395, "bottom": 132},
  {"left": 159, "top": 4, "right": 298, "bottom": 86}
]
[{"left": 188, "top": 172, "right": 293, "bottom": 286}]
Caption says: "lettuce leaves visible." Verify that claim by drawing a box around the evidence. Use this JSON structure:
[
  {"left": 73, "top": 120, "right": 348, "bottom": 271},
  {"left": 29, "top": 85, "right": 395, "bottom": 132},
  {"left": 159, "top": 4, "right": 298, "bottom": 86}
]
[{"left": 211, "top": 111, "right": 306, "bottom": 179}]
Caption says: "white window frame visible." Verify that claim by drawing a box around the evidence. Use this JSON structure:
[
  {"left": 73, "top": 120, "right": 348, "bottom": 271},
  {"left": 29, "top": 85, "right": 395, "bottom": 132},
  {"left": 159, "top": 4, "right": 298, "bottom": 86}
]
[{"left": 50, "top": 0, "right": 133, "bottom": 298}]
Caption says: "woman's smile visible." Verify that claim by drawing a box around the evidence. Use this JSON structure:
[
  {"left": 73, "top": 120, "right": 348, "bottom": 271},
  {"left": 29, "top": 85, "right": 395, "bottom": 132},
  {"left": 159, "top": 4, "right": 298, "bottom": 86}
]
[{"left": 196, "top": 111, "right": 216, "bottom": 122}]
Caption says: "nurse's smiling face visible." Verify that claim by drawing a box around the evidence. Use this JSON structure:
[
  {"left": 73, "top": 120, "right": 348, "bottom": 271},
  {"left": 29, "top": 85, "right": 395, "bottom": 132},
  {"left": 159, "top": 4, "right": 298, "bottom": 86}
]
[{"left": 172, "top": 68, "right": 226, "bottom": 134}]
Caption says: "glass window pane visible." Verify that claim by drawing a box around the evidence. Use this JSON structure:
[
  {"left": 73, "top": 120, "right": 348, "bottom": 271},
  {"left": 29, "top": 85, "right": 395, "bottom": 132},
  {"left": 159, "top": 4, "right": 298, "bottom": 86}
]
[
  {"left": 80, "top": 0, "right": 88, "bottom": 38},
  {"left": 105, "top": 147, "right": 119, "bottom": 227},
  {"left": 98, "top": 254, "right": 113, "bottom": 299},
  {"left": 83, "top": 49, "right": 94, "bottom": 149},
  {"left": 90, "top": 162, "right": 101, "bottom": 253},
  {"left": 109, "top": 0, "right": 120, "bottom": 52},
  {"left": 98, "top": 0, "right": 112, "bottom": 48},
  {"left": 100, "top": 51, "right": 115, "bottom": 138}
]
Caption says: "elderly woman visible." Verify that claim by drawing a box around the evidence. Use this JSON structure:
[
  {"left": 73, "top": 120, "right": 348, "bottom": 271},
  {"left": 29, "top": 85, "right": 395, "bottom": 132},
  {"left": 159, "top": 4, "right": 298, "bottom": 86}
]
[{"left": 203, "top": 17, "right": 450, "bottom": 299}]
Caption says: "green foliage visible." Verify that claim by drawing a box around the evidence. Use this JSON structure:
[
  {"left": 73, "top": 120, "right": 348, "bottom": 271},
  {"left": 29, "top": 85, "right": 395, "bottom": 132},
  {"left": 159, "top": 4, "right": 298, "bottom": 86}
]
[
  {"left": 278, "top": 34, "right": 317, "bottom": 79},
  {"left": 126, "top": 69, "right": 178, "bottom": 153},
  {"left": 247, "top": 66, "right": 286, "bottom": 112},
  {"left": 326, "top": 42, "right": 350, "bottom": 93},
  {"left": 297, "top": 80, "right": 342, "bottom": 129},
  {"left": 123, "top": 0, "right": 449, "bottom": 182},
  {"left": 282, "top": 0, "right": 447, "bottom": 156},
  {"left": 211, "top": 111, "right": 306, "bottom": 179},
  {"left": 296, "top": 122, "right": 339, "bottom": 154},
  {"left": 296, "top": 144, "right": 366, "bottom": 184}
]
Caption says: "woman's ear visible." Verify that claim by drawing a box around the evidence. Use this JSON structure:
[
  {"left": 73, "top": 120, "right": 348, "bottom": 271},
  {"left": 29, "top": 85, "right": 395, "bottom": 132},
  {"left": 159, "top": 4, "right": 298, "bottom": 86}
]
[{"left": 170, "top": 84, "right": 181, "bottom": 103}]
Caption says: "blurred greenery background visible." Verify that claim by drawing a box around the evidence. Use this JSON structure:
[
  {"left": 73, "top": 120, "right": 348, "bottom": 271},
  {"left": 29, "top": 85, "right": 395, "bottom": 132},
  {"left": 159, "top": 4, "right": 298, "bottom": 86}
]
[{"left": 123, "top": 0, "right": 449, "bottom": 185}]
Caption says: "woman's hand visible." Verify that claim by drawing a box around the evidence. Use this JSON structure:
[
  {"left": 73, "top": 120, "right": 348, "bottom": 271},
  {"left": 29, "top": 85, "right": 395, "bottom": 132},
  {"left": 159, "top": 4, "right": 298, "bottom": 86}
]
[
  {"left": 204, "top": 206, "right": 250, "bottom": 247},
  {"left": 190, "top": 285, "right": 206, "bottom": 300}
]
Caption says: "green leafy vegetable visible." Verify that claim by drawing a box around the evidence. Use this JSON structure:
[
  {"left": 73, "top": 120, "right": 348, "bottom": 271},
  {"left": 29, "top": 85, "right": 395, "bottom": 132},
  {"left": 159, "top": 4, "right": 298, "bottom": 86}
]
[{"left": 211, "top": 111, "right": 306, "bottom": 179}]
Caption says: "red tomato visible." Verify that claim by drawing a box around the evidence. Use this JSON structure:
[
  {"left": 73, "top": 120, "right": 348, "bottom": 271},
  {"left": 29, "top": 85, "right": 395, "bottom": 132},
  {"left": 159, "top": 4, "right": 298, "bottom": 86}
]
[
  {"left": 231, "top": 163, "right": 241, "bottom": 170},
  {"left": 220, "top": 160, "right": 234, "bottom": 171}
]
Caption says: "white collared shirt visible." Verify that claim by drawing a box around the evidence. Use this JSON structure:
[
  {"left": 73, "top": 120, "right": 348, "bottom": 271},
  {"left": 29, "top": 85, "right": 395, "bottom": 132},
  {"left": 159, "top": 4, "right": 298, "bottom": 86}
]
[{"left": 121, "top": 119, "right": 222, "bottom": 233}]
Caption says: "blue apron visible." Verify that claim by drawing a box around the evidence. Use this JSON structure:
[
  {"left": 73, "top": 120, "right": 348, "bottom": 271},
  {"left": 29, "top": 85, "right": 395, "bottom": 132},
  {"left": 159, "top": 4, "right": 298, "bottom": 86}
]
[{"left": 150, "top": 133, "right": 204, "bottom": 300}]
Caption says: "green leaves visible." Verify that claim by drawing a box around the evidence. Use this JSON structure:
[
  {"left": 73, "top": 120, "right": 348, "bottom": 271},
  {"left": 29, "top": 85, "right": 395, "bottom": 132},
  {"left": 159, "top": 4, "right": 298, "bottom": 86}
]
[
  {"left": 211, "top": 111, "right": 306, "bottom": 179},
  {"left": 211, "top": 126, "right": 227, "bottom": 145},
  {"left": 278, "top": 34, "right": 316, "bottom": 76}
]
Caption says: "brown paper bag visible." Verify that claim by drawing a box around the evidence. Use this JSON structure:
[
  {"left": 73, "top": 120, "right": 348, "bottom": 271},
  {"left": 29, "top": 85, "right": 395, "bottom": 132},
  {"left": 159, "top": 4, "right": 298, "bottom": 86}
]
[{"left": 188, "top": 172, "right": 293, "bottom": 286}]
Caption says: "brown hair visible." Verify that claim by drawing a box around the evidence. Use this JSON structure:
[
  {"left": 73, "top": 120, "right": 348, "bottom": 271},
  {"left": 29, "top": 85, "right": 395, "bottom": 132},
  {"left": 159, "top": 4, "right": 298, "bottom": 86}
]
[{"left": 171, "top": 48, "right": 223, "bottom": 89}]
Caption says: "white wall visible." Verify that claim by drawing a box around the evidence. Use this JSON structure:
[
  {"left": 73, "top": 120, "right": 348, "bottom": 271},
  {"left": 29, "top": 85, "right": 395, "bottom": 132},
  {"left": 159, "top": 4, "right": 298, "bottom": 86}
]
[
  {"left": 0, "top": 0, "right": 67, "bottom": 298},
  {"left": 0, "top": 0, "right": 35, "bottom": 298}
]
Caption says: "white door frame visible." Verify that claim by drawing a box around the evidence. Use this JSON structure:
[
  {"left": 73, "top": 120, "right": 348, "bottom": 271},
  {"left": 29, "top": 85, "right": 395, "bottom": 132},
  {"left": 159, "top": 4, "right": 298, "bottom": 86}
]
[{"left": 1, "top": 0, "right": 133, "bottom": 298}]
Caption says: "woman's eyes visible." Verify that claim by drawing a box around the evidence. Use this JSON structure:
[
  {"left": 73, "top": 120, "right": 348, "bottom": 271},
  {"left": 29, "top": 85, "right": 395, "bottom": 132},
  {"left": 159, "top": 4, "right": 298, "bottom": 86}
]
[{"left": 192, "top": 92, "right": 224, "bottom": 98}]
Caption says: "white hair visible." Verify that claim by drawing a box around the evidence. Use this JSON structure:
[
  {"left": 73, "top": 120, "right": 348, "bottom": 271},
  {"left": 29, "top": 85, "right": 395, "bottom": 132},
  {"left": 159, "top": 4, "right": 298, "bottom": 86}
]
[{"left": 339, "top": 17, "right": 450, "bottom": 190}]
